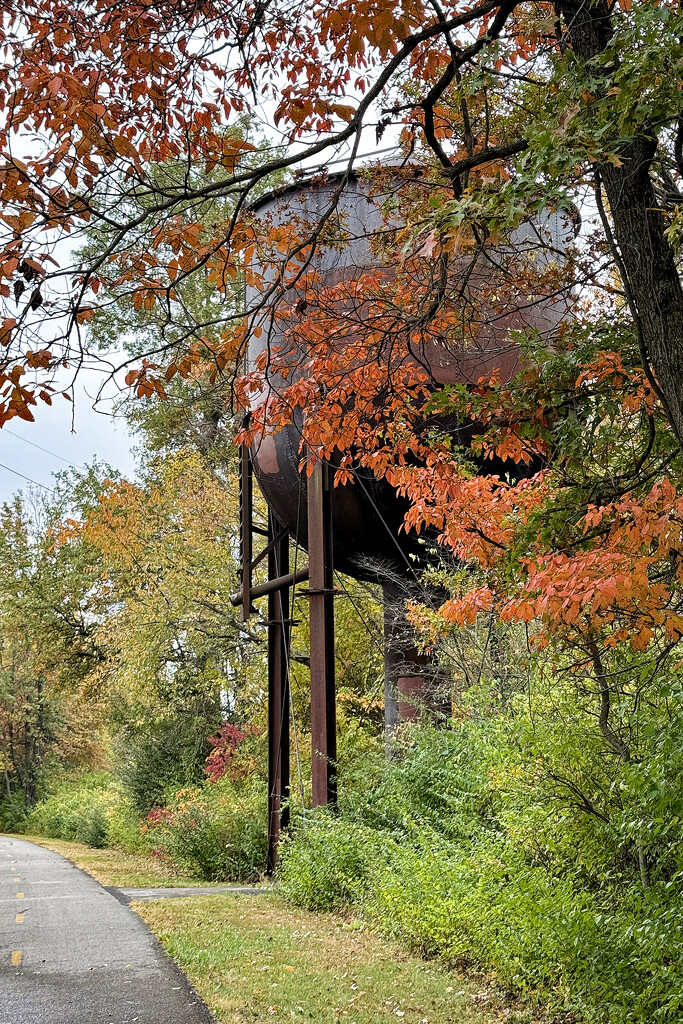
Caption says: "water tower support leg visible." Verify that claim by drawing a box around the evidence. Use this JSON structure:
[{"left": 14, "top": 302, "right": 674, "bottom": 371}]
[
  {"left": 266, "top": 513, "right": 291, "bottom": 873},
  {"left": 383, "top": 594, "right": 400, "bottom": 748},
  {"left": 239, "top": 445, "right": 253, "bottom": 622},
  {"left": 307, "top": 461, "right": 337, "bottom": 807},
  {"left": 382, "top": 582, "right": 431, "bottom": 745}
]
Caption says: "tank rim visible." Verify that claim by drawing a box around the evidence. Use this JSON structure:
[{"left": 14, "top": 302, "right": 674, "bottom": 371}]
[
  {"left": 247, "top": 163, "right": 581, "bottom": 235},
  {"left": 246, "top": 159, "right": 428, "bottom": 214}
]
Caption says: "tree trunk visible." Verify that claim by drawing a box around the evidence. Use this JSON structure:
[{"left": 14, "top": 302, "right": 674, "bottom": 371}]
[{"left": 560, "top": 0, "right": 683, "bottom": 453}]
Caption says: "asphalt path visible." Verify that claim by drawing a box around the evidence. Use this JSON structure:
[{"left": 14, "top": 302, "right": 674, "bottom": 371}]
[
  {"left": 115, "top": 885, "right": 261, "bottom": 904},
  {"left": 0, "top": 836, "right": 216, "bottom": 1024}
]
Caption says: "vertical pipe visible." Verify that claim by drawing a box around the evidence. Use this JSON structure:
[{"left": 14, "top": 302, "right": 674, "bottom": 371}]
[
  {"left": 266, "top": 513, "right": 290, "bottom": 873},
  {"left": 307, "top": 461, "right": 337, "bottom": 807},
  {"left": 240, "top": 445, "right": 253, "bottom": 622}
]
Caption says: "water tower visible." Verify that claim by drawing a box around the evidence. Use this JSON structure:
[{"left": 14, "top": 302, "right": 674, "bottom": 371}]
[{"left": 231, "top": 167, "right": 576, "bottom": 868}]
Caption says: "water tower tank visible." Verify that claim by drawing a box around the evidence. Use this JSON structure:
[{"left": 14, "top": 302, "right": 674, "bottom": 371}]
[{"left": 246, "top": 168, "right": 576, "bottom": 578}]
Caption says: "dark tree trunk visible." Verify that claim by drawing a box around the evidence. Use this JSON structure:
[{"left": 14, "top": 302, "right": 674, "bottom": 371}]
[{"left": 559, "top": 0, "right": 683, "bottom": 452}]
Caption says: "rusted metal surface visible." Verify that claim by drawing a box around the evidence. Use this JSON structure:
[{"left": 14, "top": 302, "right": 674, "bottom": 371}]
[
  {"left": 250, "top": 524, "right": 290, "bottom": 572},
  {"left": 306, "top": 461, "right": 337, "bottom": 807},
  {"left": 383, "top": 581, "right": 430, "bottom": 735},
  {"left": 397, "top": 676, "right": 427, "bottom": 723},
  {"left": 249, "top": 419, "right": 420, "bottom": 582},
  {"left": 229, "top": 566, "right": 309, "bottom": 608},
  {"left": 246, "top": 175, "right": 426, "bottom": 581},
  {"left": 245, "top": 173, "right": 575, "bottom": 818},
  {"left": 239, "top": 445, "right": 254, "bottom": 622},
  {"left": 266, "top": 512, "right": 291, "bottom": 874},
  {"left": 246, "top": 174, "right": 577, "bottom": 581},
  {"left": 236, "top": 450, "right": 294, "bottom": 867}
]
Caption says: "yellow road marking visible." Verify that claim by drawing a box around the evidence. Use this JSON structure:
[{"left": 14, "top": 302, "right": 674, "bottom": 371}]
[
  {"left": 13, "top": 877, "right": 19, "bottom": 882},
  {"left": 15, "top": 913, "right": 24, "bottom": 923},
  {"left": 11, "top": 950, "right": 21, "bottom": 965},
  {"left": 16, "top": 892, "right": 23, "bottom": 899}
]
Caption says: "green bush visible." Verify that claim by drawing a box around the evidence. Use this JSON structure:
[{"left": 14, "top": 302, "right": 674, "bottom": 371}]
[
  {"left": 24, "top": 780, "right": 115, "bottom": 848},
  {"left": 104, "top": 802, "right": 154, "bottom": 854},
  {"left": 278, "top": 719, "right": 683, "bottom": 1024},
  {"left": 339, "top": 725, "right": 501, "bottom": 842},
  {"left": 370, "top": 840, "right": 683, "bottom": 1023},
  {"left": 146, "top": 778, "right": 267, "bottom": 881},
  {"left": 20, "top": 762, "right": 267, "bottom": 881},
  {"left": 0, "top": 790, "right": 29, "bottom": 832},
  {"left": 20, "top": 772, "right": 152, "bottom": 853},
  {"left": 278, "top": 813, "right": 396, "bottom": 911},
  {"left": 116, "top": 713, "right": 217, "bottom": 816}
]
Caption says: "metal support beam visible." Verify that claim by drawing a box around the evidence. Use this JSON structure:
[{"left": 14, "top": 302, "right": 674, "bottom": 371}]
[
  {"left": 266, "top": 512, "right": 290, "bottom": 874},
  {"left": 306, "top": 461, "right": 337, "bottom": 807},
  {"left": 229, "top": 566, "right": 309, "bottom": 608},
  {"left": 239, "top": 445, "right": 254, "bottom": 622},
  {"left": 250, "top": 525, "right": 290, "bottom": 573},
  {"left": 383, "top": 592, "right": 401, "bottom": 744},
  {"left": 383, "top": 581, "right": 451, "bottom": 743}
]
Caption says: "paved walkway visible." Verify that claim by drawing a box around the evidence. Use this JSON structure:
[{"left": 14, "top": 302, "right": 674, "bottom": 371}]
[
  {"left": 113, "top": 885, "right": 261, "bottom": 904},
  {"left": 0, "top": 836, "right": 216, "bottom": 1024}
]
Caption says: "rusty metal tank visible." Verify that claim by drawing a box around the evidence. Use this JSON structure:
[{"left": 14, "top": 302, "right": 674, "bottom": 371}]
[{"left": 246, "top": 168, "right": 576, "bottom": 579}]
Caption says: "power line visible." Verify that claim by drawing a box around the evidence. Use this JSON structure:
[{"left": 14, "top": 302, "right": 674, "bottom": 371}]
[
  {"left": 0, "top": 462, "right": 51, "bottom": 490},
  {"left": 3, "top": 428, "right": 83, "bottom": 470}
]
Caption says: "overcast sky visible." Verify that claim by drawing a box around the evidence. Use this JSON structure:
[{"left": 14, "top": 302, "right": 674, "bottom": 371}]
[{"left": 0, "top": 381, "right": 138, "bottom": 505}]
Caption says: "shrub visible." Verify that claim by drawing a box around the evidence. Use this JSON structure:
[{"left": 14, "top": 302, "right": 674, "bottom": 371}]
[
  {"left": 145, "top": 778, "right": 267, "bottom": 881},
  {"left": 337, "top": 723, "right": 502, "bottom": 843},
  {"left": 116, "top": 714, "right": 217, "bottom": 816},
  {"left": 0, "top": 790, "right": 29, "bottom": 832},
  {"left": 105, "top": 801, "right": 155, "bottom": 854},
  {"left": 205, "top": 722, "right": 248, "bottom": 782},
  {"left": 372, "top": 840, "right": 683, "bottom": 1023},
  {"left": 19, "top": 771, "right": 153, "bottom": 853},
  {"left": 278, "top": 812, "right": 396, "bottom": 911},
  {"left": 277, "top": 722, "right": 683, "bottom": 1024},
  {"left": 24, "top": 779, "right": 116, "bottom": 848}
]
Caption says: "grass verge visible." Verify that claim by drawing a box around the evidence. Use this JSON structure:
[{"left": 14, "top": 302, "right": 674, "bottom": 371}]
[
  {"left": 17, "top": 835, "right": 213, "bottom": 888},
  {"left": 136, "top": 892, "right": 522, "bottom": 1024}
]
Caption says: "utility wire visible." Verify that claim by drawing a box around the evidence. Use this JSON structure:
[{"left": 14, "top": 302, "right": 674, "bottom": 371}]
[
  {"left": 3, "top": 428, "right": 84, "bottom": 470},
  {"left": 0, "top": 462, "right": 51, "bottom": 490}
]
